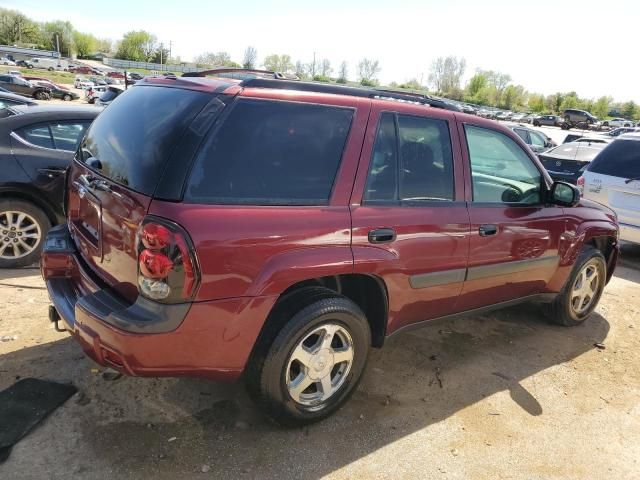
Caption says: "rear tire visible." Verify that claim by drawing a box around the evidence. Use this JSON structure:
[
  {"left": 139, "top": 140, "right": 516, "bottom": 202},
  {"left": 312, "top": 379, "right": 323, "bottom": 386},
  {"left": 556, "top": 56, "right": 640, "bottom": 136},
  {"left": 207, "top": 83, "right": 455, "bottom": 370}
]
[
  {"left": 0, "top": 200, "right": 51, "bottom": 269},
  {"left": 245, "top": 287, "right": 371, "bottom": 426},
  {"left": 543, "top": 246, "right": 606, "bottom": 326}
]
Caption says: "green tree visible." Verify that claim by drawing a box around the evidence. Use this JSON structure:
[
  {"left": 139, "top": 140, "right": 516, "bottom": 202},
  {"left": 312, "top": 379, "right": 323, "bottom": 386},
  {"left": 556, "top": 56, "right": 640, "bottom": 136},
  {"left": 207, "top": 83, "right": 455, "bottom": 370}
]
[
  {"left": 242, "top": 46, "right": 257, "bottom": 69},
  {"left": 337, "top": 61, "right": 348, "bottom": 84},
  {"left": 428, "top": 56, "right": 466, "bottom": 94},
  {"left": 0, "top": 8, "right": 40, "bottom": 45},
  {"left": 465, "top": 73, "right": 487, "bottom": 100},
  {"left": 357, "top": 58, "right": 380, "bottom": 85},
  {"left": 263, "top": 54, "right": 293, "bottom": 73},
  {"left": 40, "top": 20, "right": 74, "bottom": 56},
  {"left": 622, "top": 101, "right": 637, "bottom": 119},
  {"left": 194, "top": 51, "right": 237, "bottom": 67},
  {"left": 545, "top": 93, "right": 564, "bottom": 114},
  {"left": 528, "top": 93, "right": 545, "bottom": 112},
  {"left": 116, "top": 30, "right": 157, "bottom": 61},
  {"left": 500, "top": 84, "right": 525, "bottom": 110},
  {"left": 73, "top": 31, "right": 97, "bottom": 58},
  {"left": 593, "top": 96, "right": 612, "bottom": 118}
]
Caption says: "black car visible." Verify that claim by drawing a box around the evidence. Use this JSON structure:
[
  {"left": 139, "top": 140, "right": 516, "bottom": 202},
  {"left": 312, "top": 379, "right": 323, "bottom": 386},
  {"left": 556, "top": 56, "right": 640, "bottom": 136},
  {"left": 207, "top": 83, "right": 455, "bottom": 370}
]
[
  {"left": 0, "top": 91, "right": 37, "bottom": 110},
  {"left": 505, "top": 123, "right": 556, "bottom": 153},
  {"left": 538, "top": 141, "right": 608, "bottom": 184},
  {"left": 0, "top": 105, "right": 100, "bottom": 267},
  {"left": 0, "top": 74, "right": 50, "bottom": 100}
]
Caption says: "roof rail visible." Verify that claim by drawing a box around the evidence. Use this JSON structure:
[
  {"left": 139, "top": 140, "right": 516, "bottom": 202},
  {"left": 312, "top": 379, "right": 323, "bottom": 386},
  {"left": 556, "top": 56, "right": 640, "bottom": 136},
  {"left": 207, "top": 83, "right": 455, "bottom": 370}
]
[
  {"left": 239, "top": 78, "right": 462, "bottom": 112},
  {"left": 182, "top": 68, "right": 298, "bottom": 80}
]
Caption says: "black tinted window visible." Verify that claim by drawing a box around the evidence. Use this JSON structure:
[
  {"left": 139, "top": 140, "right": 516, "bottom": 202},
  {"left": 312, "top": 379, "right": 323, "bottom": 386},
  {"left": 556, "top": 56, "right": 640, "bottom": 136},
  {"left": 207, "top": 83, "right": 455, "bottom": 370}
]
[
  {"left": 17, "top": 125, "right": 53, "bottom": 149},
  {"left": 514, "top": 128, "right": 529, "bottom": 143},
  {"left": 80, "top": 86, "right": 210, "bottom": 195},
  {"left": 364, "top": 113, "right": 455, "bottom": 203},
  {"left": 186, "top": 99, "right": 353, "bottom": 205},
  {"left": 588, "top": 139, "right": 640, "bottom": 178},
  {"left": 364, "top": 113, "right": 397, "bottom": 201}
]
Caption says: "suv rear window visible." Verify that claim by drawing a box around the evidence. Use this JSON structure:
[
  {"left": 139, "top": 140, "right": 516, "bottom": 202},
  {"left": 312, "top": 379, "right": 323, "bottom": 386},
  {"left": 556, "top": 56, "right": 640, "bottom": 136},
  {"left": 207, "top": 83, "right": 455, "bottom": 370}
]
[
  {"left": 185, "top": 98, "right": 354, "bottom": 205},
  {"left": 588, "top": 139, "right": 640, "bottom": 178},
  {"left": 79, "top": 85, "right": 211, "bottom": 195}
]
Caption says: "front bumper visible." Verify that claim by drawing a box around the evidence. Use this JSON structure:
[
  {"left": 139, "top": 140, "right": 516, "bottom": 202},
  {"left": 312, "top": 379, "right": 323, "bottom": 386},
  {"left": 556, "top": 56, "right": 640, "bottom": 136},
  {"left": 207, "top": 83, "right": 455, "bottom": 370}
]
[{"left": 41, "top": 225, "right": 277, "bottom": 381}]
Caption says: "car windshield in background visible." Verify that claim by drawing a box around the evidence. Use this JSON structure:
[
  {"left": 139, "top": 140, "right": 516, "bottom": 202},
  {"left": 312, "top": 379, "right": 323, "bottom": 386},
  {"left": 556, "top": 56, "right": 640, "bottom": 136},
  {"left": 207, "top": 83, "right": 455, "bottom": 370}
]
[
  {"left": 588, "top": 139, "right": 640, "bottom": 179},
  {"left": 79, "top": 86, "right": 211, "bottom": 195}
]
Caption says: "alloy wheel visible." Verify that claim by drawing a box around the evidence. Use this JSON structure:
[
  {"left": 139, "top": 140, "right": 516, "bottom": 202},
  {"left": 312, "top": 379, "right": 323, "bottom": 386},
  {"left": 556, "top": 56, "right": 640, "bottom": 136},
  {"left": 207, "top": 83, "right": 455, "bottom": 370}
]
[
  {"left": 570, "top": 260, "right": 600, "bottom": 315},
  {"left": 285, "top": 323, "right": 354, "bottom": 410},
  {"left": 0, "top": 210, "right": 42, "bottom": 260}
]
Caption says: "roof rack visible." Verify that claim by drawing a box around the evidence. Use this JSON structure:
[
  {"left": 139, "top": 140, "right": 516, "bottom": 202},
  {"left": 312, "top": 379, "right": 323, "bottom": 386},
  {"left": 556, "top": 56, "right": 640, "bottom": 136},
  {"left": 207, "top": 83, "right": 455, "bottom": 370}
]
[
  {"left": 239, "top": 78, "right": 462, "bottom": 112},
  {"left": 182, "top": 67, "right": 298, "bottom": 80}
]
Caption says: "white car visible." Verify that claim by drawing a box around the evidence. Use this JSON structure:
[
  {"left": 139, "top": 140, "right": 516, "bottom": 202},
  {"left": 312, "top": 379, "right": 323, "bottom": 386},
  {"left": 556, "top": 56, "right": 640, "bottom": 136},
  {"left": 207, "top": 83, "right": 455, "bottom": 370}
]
[
  {"left": 604, "top": 118, "right": 634, "bottom": 128},
  {"left": 0, "top": 57, "right": 16, "bottom": 66},
  {"left": 579, "top": 133, "right": 640, "bottom": 244},
  {"left": 84, "top": 85, "right": 107, "bottom": 104},
  {"left": 74, "top": 76, "right": 94, "bottom": 89}
]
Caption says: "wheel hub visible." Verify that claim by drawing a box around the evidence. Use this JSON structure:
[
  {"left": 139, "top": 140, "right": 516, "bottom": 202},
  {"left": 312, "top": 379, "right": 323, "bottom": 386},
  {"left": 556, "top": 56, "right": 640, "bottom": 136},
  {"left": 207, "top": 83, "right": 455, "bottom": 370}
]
[{"left": 308, "top": 348, "right": 334, "bottom": 380}]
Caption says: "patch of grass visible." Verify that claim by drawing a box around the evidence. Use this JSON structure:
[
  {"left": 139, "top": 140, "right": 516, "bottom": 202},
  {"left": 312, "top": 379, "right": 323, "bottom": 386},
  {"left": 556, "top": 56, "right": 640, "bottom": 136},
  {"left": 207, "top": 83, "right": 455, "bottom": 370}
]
[{"left": 0, "top": 66, "right": 76, "bottom": 85}]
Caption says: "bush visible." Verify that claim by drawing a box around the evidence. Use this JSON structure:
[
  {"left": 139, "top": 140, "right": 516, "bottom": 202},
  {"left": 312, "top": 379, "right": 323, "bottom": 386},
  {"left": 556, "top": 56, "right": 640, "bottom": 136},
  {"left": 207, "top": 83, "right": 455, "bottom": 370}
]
[
  {"left": 313, "top": 75, "right": 330, "bottom": 83},
  {"left": 360, "top": 78, "right": 377, "bottom": 87},
  {"left": 336, "top": 77, "right": 347, "bottom": 84}
]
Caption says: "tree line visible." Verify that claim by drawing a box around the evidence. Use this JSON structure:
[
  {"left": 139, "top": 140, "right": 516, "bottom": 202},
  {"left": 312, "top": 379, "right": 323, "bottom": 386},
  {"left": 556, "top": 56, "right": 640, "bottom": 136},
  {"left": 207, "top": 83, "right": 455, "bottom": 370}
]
[{"left": 1, "top": 8, "right": 636, "bottom": 119}]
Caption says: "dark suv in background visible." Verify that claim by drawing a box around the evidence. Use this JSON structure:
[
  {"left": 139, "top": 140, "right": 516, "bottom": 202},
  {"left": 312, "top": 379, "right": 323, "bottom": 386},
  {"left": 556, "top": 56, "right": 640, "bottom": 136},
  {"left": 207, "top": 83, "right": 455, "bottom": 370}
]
[
  {"left": 562, "top": 109, "right": 599, "bottom": 129},
  {"left": 42, "top": 70, "right": 619, "bottom": 425},
  {"left": 0, "top": 74, "right": 50, "bottom": 100}
]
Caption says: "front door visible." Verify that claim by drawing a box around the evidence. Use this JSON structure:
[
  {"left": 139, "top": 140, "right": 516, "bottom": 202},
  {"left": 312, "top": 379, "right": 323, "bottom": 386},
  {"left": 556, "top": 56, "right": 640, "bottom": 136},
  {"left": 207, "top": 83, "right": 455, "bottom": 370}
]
[
  {"left": 350, "top": 107, "right": 470, "bottom": 334},
  {"left": 455, "top": 123, "right": 566, "bottom": 311}
]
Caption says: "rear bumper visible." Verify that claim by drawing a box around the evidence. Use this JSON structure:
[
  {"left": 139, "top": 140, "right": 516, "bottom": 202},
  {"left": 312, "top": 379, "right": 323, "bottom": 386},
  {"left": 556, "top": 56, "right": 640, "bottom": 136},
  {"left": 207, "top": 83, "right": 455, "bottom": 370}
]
[{"left": 41, "top": 225, "right": 277, "bottom": 381}]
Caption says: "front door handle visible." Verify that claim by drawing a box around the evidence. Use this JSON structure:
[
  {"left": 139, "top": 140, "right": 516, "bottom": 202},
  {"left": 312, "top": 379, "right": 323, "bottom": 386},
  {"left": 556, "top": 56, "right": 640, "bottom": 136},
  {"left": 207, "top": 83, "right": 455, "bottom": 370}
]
[
  {"left": 368, "top": 228, "right": 396, "bottom": 244},
  {"left": 479, "top": 224, "right": 498, "bottom": 236}
]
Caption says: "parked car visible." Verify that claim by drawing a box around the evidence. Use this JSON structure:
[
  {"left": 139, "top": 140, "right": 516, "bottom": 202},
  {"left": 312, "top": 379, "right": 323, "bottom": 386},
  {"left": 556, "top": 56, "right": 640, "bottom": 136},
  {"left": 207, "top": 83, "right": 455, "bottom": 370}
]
[
  {"left": 538, "top": 141, "right": 608, "bottom": 183},
  {"left": 495, "top": 110, "right": 513, "bottom": 121},
  {"left": 41, "top": 74, "right": 619, "bottom": 425},
  {"left": 74, "top": 76, "right": 94, "bottom": 89},
  {"left": 32, "top": 81, "right": 79, "bottom": 101},
  {"left": 126, "top": 72, "right": 144, "bottom": 81},
  {"left": 16, "top": 59, "right": 34, "bottom": 68},
  {"left": 84, "top": 85, "right": 107, "bottom": 104},
  {"left": 578, "top": 133, "right": 640, "bottom": 244},
  {"left": 0, "top": 91, "right": 37, "bottom": 109},
  {"left": 605, "top": 127, "right": 640, "bottom": 137},
  {"left": 107, "top": 71, "right": 125, "bottom": 79},
  {"left": 69, "top": 65, "right": 93, "bottom": 74},
  {"left": 88, "top": 75, "right": 107, "bottom": 86},
  {"left": 95, "top": 85, "right": 124, "bottom": 106},
  {"left": 602, "top": 118, "right": 633, "bottom": 128},
  {"left": 533, "top": 115, "right": 562, "bottom": 127},
  {"left": 0, "top": 105, "right": 99, "bottom": 267},
  {"left": 562, "top": 109, "right": 598, "bottom": 129},
  {"left": 0, "top": 57, "right": 16, "bottom": 66},
  {"left": 510, "top": 113, "right": 527, "bottom": 122},
  {"left": 505, "top": 123, "right": 556, "bottom": 153},
  {"left": 0, "top": 74, "right": 50, "bottom": 100}
]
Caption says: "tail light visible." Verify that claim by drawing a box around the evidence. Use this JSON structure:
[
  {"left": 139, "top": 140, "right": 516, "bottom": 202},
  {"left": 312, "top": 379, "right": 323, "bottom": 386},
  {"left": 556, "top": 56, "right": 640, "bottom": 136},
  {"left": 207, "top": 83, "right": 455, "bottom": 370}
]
[
  {"left": 136, "top": 217, "right": 199, "bottom": 303},
  {"left": 577, "top": 176, "right": 585, "bottom": 196}
]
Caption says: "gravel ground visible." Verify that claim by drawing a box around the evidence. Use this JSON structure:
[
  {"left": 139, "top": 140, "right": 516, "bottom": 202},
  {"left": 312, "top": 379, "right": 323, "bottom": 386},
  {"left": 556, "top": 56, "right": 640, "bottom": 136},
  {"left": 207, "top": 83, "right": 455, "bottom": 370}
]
[{"left": 0, "top": 245, "right": 639, "bottom": 480}]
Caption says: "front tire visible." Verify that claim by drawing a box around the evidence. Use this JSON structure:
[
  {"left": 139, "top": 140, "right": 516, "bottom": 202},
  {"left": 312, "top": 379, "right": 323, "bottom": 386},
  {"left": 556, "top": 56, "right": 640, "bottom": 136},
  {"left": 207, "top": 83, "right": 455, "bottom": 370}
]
[
  {"left": 0, "top": 200, "right": 51, "bottom": 268},
  {"left": 544, "top": 246, "right": 606, "bottom": 326},
  {"left": 245, "top": 287, "right": 371, "bottom": 426},
  {"left": 62, "top": 94, "right": 72, "bottom": 101}
]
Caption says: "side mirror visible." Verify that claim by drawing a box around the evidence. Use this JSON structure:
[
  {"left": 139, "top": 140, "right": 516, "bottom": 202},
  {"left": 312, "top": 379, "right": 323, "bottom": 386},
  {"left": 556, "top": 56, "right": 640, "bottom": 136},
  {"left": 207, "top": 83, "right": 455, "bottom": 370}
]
[{"left": 550, "top": 181, "right": 580, "bottom": 207}]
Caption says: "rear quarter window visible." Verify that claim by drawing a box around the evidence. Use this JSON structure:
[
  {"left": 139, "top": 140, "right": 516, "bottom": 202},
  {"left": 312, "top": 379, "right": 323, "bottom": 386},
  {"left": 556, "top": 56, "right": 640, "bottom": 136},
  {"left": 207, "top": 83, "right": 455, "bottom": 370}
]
[
  {"left": 588, "top": 139, "right": 640, "bottom": 178},
  {"left": 185, "top": 98, "right": 354, "bottom": 205}
]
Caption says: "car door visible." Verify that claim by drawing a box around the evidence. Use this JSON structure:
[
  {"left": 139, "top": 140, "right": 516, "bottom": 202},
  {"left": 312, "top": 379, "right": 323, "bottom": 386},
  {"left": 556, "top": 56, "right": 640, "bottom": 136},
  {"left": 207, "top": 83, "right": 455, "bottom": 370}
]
[
  {"left": 528, "top": 130, "right": 548, "bottom": 153},
  {"left": 10, "top": 76, "right": 31, "bottom": 96},
  {"left": 10, "top": 121, "right": 91, "bottom": 212},
  {"left": 350, "top": 105, "right": 470, "bottom": 334},
  {"left": 455, "top": 122, "right": 566, "bottom": 311}
]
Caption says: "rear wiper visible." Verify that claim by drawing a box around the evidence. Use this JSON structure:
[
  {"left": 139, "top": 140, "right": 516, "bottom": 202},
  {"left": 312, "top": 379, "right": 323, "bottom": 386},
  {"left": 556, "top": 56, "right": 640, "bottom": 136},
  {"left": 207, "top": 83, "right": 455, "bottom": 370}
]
[{"left": 625, "top": 176, "right": 640, "bottom": 184}]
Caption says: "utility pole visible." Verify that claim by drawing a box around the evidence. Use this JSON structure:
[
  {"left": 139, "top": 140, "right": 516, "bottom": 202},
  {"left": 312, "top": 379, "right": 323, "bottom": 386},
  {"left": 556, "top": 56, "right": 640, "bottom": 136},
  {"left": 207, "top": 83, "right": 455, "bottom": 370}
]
[
  {"left": 160, "top": 42, "right": 163, "bottom": 69},
  {"left": 169, "top": 40, "right": 172, "bottom": 63},
  {"left": 56, "top": 34, "right": 60, "bottom": 54},
  {"left": 312, "top": 51, "right": 316, "bottom": 77}
]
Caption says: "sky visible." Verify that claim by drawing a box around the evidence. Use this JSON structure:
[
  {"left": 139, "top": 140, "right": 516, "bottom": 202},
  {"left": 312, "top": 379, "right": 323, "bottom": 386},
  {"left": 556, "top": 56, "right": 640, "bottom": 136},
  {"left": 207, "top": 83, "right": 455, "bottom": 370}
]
[{"left": 6, "top": 0, "right": 640, "bottom": 102}]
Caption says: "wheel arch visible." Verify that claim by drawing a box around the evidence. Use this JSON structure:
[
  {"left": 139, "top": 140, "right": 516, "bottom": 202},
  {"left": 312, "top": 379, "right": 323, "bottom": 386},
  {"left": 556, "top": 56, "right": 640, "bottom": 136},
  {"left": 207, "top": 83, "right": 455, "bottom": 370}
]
[{"left": 0, "top": 187, "right": 61, "bottom": 226}]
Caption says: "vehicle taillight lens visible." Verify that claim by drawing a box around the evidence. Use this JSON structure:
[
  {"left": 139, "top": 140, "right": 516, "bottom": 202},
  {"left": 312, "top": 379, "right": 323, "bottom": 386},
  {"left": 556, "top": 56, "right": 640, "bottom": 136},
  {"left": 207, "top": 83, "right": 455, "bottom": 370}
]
[
  {"left": 577, "top": 176, "right": 585, "bottom": 196},
  {"left": 136, "top": 217, "right": 199, "bottom": 303}
]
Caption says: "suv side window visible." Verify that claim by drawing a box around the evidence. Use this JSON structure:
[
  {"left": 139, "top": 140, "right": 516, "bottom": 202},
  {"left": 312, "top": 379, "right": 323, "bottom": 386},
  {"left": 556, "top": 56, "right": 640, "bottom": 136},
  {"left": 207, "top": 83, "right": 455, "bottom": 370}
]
[
  {"left": 513, "top": 128, "right": 530, "bottom": 143},
  {"left": 186, "top": 98, "right": 354, "bottom": 205},
  {"left": 464, "top": 125, "right": 542, "bottom": 204},
  {"left": 364, "top": 112, "right": 455, "bottom": 203},
  {"left": 529, "top": 131, "right": 546, "bottom": 148}
]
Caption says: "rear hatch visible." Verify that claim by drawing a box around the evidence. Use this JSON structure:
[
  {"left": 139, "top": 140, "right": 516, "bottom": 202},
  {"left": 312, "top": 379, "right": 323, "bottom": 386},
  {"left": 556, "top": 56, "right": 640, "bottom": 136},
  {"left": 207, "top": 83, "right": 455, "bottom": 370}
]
[
  {"left": 67, "top": 83, "right": 222, "bottom": 301},
  {"left": 539, "top": 142, "right": 605, "bottom": 177},
  {"left": 583, "top": 138, "right": 640, "bottom": 228}
]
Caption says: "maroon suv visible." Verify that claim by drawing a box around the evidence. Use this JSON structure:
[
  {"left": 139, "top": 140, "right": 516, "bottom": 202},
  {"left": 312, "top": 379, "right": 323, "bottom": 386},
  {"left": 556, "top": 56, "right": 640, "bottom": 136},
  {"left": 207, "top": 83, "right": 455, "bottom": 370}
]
[{"left": 41, "top": 71, "right": 619, "bottom": 425}]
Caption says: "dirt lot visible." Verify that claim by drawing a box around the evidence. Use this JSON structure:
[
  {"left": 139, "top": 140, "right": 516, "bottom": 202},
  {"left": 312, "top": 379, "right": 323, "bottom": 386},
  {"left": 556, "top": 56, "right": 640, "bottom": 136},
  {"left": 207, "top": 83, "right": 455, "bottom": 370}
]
[{"left": 0, "top": 245, "right": 639, "bottom": 480}]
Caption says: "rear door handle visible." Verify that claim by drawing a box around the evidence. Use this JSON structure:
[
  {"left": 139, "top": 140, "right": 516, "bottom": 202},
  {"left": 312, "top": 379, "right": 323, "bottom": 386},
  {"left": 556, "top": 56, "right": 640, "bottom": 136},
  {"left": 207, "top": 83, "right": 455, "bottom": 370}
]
[
  {"left": 479, "top": 224, "right": 498, "bottom": 236},
  {"left": 38, "top": 167, "right": 66, "bottom": 178},
  {"left": 368, "top": 228, "right": 396, "bottom": 244}
]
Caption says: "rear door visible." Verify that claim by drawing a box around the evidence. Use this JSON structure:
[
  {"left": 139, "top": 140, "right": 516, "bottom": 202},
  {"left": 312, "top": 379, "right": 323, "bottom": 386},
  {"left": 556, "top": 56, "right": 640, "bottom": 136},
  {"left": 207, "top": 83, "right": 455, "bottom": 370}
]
[
  {"left": 68, "top": 85, "right": 218, "bottom": 301},
  {"left": 456, "top": 122, "right": 565, "bottom": 311},
  {"left": 350, "top": 104, "right": 470, "bottom": 333}
]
